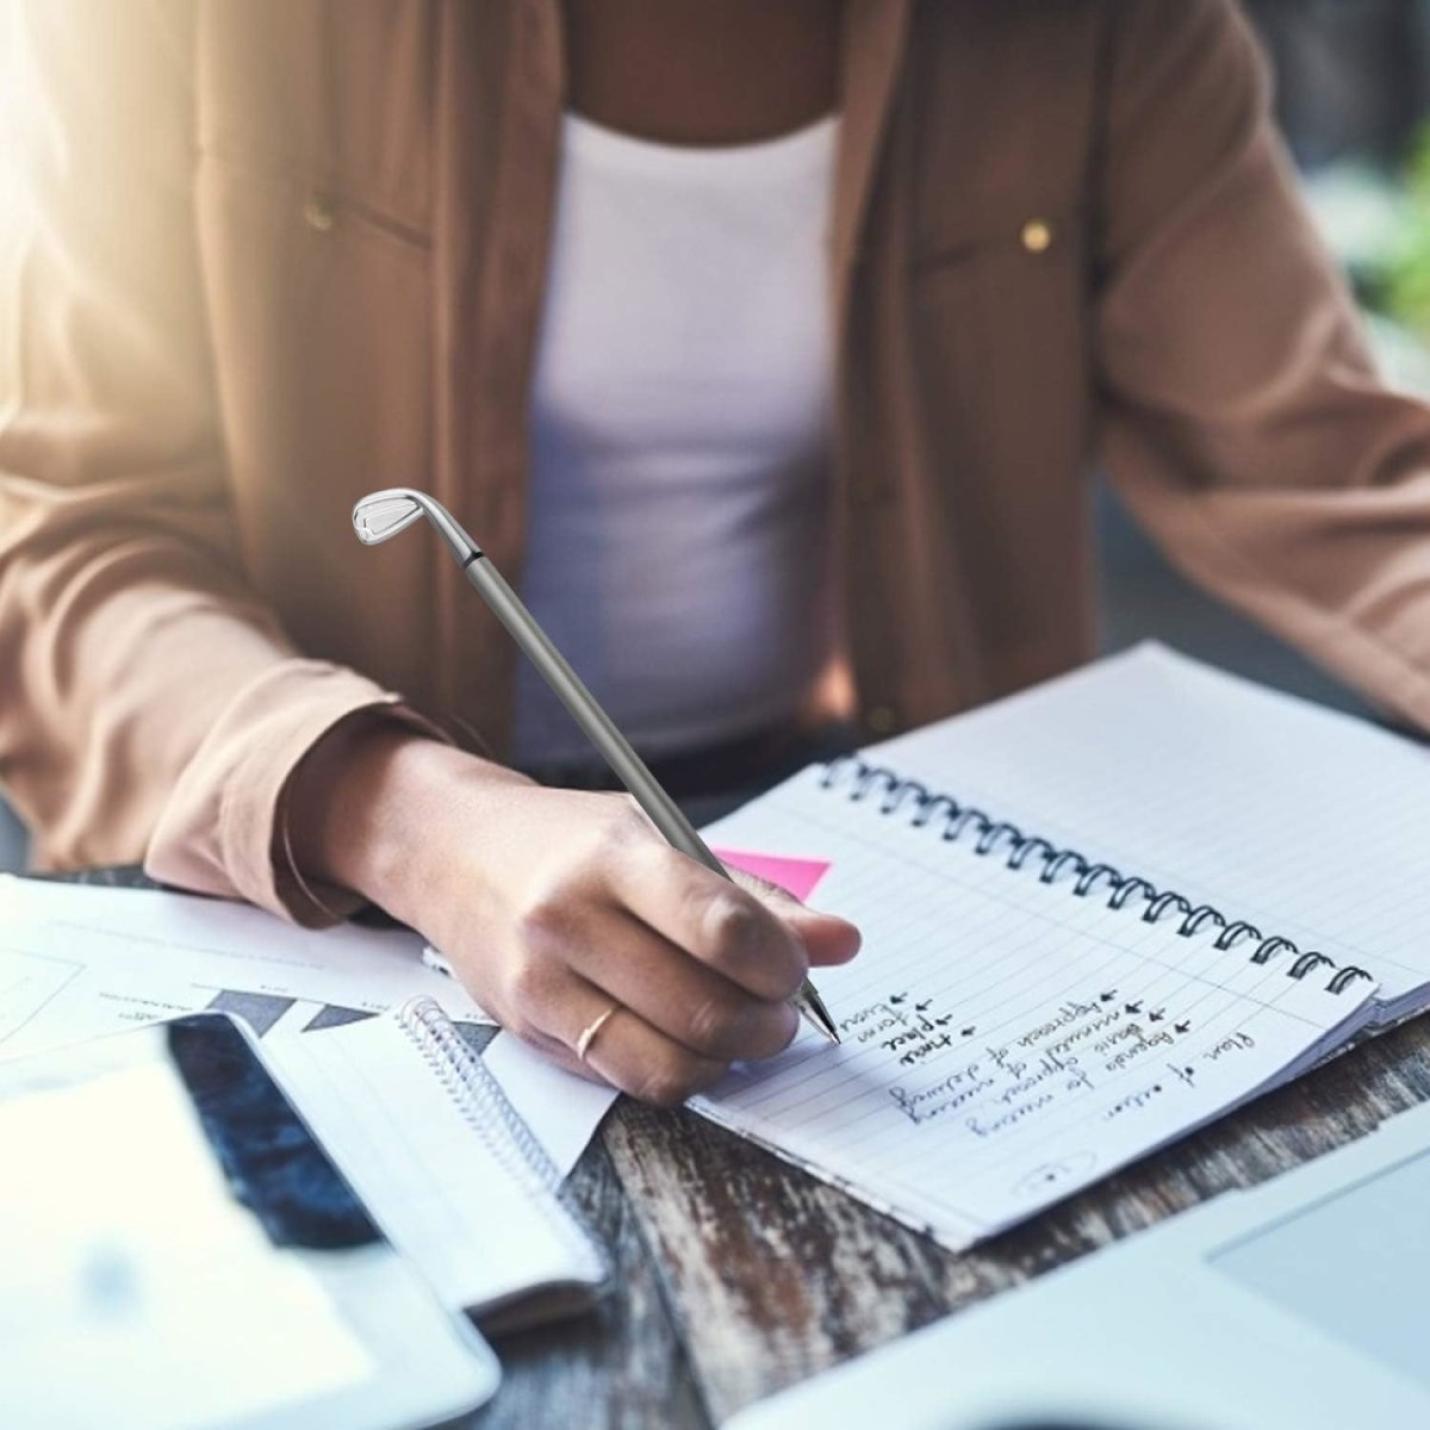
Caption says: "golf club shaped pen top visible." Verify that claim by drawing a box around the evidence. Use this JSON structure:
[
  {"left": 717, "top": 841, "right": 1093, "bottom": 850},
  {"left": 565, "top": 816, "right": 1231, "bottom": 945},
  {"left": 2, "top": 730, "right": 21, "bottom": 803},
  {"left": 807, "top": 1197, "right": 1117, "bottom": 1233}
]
[{"left": 352, "top": 487, "right": 841, "bottom": 1046}]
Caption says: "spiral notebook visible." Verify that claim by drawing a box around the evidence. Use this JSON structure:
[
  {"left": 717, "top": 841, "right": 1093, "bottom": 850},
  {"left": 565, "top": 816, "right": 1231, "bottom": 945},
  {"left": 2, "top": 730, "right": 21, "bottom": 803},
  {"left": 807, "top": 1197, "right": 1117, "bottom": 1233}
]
[
  {"left": 685, "top": 644, "right": 1430, "bottom": 1252},
  {"left": 268, "top": 997, "right": 608, "bottom": 1332}
]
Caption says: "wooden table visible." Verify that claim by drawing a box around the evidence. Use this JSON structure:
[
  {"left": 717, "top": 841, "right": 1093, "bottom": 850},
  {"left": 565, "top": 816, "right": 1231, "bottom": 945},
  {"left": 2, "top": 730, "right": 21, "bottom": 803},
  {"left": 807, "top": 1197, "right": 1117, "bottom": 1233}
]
[{"left": 56, "top": 866, "right": 1430, "bottom": 1429}]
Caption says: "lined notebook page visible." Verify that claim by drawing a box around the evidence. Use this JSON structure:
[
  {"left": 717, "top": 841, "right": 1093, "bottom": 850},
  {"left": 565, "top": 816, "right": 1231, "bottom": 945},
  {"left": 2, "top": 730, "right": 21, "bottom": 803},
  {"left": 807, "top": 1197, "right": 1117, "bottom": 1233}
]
[
  {"left": 267, "top": 1001, "right": 605, "bottom": 1323},
  {"left": 694, "top": 761, "right": 1376, "bottom": 1249},
  {"left": 870, "top": 644, "right": 1430, "bottom": 1014}
]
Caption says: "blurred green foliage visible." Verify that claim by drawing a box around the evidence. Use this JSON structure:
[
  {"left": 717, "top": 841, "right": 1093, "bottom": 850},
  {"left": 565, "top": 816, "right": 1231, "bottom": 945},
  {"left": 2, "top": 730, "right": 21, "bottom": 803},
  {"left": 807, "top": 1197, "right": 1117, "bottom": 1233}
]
[{"left": 1384, "top": 124, "right": 1430, "bottom": 334}]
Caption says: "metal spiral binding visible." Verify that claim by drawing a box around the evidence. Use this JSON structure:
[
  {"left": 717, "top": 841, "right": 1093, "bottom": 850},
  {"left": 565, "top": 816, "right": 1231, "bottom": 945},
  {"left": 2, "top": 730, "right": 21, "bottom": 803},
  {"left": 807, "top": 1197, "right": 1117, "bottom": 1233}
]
[
  {"left": 818, "top": 756, "right": 1373, "bottom": 996},
  {"left": 398, "top": 999, "right": 607, "bottom": 1280}
]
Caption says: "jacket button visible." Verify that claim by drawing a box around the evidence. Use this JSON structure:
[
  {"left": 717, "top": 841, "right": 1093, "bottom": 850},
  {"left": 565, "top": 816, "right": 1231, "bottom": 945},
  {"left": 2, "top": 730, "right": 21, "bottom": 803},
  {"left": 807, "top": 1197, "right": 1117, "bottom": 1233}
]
[
  {"left": 866, "top": 704, "right": 898, "bottom": 735},
  {"left": 1020, "top": 219, "right": 1053, "bottom": 253},
  {"left": 303, "top": 193, "right": 336, "bottom": 232}
]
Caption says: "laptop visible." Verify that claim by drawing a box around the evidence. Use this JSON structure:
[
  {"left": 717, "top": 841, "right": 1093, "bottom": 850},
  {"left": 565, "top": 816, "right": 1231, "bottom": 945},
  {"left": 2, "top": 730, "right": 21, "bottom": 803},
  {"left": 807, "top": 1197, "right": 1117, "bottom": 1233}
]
[{"left": 730, "top": 1095, "right": 1430, "bottom": 1430}]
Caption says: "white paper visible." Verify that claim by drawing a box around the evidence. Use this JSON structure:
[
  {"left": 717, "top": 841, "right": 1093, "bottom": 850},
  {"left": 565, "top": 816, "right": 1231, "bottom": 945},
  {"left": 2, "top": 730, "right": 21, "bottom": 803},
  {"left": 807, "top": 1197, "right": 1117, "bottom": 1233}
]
[
  {"left": 691, "top": 761, "right": 1376, "bottom": 1250},
  {"left": 871, "top": 643, "right": 1430, "bottom": 1013},
  {"left": 0, "top": 878, "right": 485, "bottom": 1062},
  {"left": 267, "top": 1007, "right": 605, "bottom": 1314},
  {"left": 481, "top": 1030, "right": 619, "bottom": 1177}
]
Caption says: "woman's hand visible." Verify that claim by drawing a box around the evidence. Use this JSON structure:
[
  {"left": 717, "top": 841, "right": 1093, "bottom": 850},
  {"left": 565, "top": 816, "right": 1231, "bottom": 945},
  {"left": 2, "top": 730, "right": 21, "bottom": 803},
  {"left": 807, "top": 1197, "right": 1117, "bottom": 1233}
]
[{"left": 289, "top": 724, "right": 860, "bottom": 1105}]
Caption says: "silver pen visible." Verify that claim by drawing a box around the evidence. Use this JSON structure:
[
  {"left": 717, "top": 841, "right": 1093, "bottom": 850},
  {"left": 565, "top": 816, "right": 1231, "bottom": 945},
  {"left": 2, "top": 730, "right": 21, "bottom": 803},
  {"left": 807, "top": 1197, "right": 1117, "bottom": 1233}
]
[{"left": 352, "top": 487, "right": 840, "bottom": 1045}]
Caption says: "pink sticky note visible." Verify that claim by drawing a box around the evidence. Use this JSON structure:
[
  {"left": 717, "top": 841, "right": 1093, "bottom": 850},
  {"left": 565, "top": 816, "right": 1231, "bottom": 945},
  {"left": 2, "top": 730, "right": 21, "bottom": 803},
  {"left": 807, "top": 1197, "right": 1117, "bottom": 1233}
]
[{"left": 712, "top": 848, "right": 832, "bottom": 903}]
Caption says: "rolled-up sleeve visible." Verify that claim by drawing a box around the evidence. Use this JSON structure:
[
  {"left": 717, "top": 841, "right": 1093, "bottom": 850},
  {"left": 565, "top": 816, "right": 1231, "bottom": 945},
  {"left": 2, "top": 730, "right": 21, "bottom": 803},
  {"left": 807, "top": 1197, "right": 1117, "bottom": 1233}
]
[{"left": 0, "top": 0, "right": 435, "bottom": 919}]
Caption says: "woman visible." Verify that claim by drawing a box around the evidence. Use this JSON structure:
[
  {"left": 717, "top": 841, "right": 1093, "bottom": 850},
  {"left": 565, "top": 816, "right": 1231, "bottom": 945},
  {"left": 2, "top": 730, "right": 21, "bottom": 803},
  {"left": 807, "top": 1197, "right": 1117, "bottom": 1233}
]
[{"left": 4, "top": 0, "right": 1429, "bottom": 1103}]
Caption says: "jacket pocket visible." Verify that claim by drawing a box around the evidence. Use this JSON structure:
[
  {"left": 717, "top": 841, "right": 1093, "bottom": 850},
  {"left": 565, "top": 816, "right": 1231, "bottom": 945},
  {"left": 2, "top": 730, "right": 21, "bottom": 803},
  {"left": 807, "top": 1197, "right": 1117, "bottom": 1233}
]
[
  {"left": 198, "top": 145, "right": 432, "bottom": 262},
  {"left": 909, "top": 204, "right": 1084, "bottom": 279}
]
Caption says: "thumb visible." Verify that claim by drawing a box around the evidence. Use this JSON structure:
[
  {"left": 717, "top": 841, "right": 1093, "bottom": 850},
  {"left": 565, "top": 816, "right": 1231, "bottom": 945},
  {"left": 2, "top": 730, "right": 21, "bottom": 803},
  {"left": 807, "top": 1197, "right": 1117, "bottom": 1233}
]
[{"left": 728, "top": 870, "right": 862, "bottom": 968}]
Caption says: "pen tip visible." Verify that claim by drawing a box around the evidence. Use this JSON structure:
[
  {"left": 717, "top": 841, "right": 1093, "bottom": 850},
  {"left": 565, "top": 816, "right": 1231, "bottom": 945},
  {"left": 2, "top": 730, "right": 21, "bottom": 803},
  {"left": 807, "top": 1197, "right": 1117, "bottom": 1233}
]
[{"left": 802, "top": 985, "right": 841, "bottom": 1045}]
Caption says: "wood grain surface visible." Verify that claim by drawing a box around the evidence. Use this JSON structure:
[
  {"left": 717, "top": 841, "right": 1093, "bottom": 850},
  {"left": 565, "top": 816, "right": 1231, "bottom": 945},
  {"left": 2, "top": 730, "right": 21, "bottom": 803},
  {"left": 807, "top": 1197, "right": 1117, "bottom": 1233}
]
[
  {"left": 54, "top": 867, "right": 1430, "bottom": 1429},
  {"left": 478, "top": 1011, "right": 1430, "bottom": 1428}
]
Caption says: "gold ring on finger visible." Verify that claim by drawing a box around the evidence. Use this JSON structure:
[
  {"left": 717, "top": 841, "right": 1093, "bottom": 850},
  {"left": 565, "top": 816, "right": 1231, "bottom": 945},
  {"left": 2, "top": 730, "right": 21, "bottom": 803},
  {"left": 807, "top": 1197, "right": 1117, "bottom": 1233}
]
[{"left": 575, "top": 1004, "right": 619, "bottom": 1063}]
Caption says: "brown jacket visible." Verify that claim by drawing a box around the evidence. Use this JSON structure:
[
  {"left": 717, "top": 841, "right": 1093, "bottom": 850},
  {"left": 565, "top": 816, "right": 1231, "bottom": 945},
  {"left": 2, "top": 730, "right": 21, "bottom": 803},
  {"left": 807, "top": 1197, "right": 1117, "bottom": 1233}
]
[{"left": 5, "top": 0, "right": 1430, "bottom": 922}]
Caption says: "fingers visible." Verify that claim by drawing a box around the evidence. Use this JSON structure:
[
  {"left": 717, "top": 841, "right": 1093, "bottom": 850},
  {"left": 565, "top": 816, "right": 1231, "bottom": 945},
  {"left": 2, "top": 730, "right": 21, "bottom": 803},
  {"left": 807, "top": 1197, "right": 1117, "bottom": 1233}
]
[
  {"left": 436, "top": 787, "right": 863, "bottom": 1107},
  {"left": 561, "top": 904, "right": 799, "bottom": 1062},
  {"left": 606, "top": 841, "right": 812, "bottom": 1000},
  {"left": 517, "top": 969, "right": 730, "bottom": 1108},
  {"left": 571, "top": 795, "right": 862, "bottom": 989},
  {"left": 730, "top": 869, "right": 862, "bottom": 968}
]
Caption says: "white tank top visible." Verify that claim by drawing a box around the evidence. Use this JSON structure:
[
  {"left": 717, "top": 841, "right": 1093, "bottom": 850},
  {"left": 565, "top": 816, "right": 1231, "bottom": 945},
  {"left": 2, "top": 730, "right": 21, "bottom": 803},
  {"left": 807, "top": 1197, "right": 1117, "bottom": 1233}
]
[{"left": 513, "top": 112, "right": 839, "bottom": 767}]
